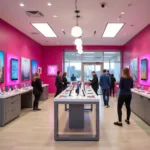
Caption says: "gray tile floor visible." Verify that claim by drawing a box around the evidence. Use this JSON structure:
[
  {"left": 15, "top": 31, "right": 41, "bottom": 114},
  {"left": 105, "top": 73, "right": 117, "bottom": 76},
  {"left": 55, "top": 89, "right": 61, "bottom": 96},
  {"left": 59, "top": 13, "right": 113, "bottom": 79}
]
[{"left": 0, "top": 96, "right": 150, "bottom": 150}]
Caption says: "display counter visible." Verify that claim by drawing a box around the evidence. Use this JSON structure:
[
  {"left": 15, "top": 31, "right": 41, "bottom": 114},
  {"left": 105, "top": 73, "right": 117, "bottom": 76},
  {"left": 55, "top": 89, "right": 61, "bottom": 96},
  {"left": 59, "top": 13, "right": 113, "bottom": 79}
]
[
  {"left": 131, "top": 89, "right": 150, "bottom": 126},
  {"left": 54, "top": 86, "right": 99, "bottom": 141},
  {"left": 40, "top": 84, "right": 49, "bottom": 101},
  {"left": 0, "top": 84, "right": 49, "bottom": 127}
]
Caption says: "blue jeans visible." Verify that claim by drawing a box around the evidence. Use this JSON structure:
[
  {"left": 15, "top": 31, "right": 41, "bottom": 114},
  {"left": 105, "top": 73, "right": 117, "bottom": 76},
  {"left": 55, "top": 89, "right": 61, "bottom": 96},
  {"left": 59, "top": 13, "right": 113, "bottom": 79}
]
[{"left": 102, "top": 89, "right": 109, "bottom": 106}]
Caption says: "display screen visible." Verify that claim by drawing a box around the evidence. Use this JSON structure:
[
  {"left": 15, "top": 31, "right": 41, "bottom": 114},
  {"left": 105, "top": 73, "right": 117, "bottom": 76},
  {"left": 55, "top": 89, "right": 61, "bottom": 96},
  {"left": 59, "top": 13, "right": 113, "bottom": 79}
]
[
  {"left": 21, "top": 57, "right": 30, "bottom": 81},
  {"left": 31, "top": 60, "right": 38, "bottom": 77},
  {"left": 11, "top": 59, "right": 19, "bottom": 80},
  {"left": 141, "top": 59, "right": 148, "bottom": 80},
  {"left": 0, "top": 51, "right": 4, "bottom": 83}
]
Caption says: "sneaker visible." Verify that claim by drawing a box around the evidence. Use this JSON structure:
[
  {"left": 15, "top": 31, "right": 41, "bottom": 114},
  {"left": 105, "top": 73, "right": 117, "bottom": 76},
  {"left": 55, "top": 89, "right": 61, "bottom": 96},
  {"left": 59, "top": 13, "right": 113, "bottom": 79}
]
[
  {"left": 114, "top": 122, "right": 123, "bottom": 127},
  {"left": 125, "top": 120, "right": 130, "bottom": 125},
  {"left": 106, "top": 105, "right": 110, "bottom": 108}
]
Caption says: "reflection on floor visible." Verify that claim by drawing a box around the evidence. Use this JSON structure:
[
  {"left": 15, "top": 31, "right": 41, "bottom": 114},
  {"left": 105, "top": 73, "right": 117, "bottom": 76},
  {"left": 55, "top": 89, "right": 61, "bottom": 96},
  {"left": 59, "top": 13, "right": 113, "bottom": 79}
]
[{"left": 0, "top": 96, "right": 150, "bottom": 150}]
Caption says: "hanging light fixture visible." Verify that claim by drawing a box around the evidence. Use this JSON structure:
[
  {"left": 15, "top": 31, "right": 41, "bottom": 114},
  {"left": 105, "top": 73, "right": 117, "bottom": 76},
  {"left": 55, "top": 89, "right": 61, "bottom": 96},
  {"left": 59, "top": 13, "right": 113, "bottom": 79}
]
[
  {"left": 78, "top": 49, "right": 83, "bottom": 54},
  {"left": 74, "top": 38, "right": 82, "bottom": 45},
  {"left": 76, "top": 45, "right": 82, "bottom": 51},
  {"left": 71, "top": 0, "right": 83, "bottom": 37}
]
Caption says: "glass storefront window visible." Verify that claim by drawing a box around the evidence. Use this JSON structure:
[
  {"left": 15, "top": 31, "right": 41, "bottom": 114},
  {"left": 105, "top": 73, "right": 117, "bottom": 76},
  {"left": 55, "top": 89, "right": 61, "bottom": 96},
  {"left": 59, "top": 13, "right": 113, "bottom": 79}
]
[{"left": 64, "top": 51, "right": 121, "bottom": 82}]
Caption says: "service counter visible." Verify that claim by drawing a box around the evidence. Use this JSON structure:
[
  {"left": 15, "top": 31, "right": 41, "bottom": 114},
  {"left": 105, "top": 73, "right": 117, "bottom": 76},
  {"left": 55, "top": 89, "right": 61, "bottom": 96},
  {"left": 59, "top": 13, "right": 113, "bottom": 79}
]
[
  {"left": 131, "top": 89, "right": 150, "bottom": 126},
  {"left": 54, "top": 86, "right": 100, "bottom": 141},
  {"left": 0, "top": 84, "right": 49, "bottom": 127}
]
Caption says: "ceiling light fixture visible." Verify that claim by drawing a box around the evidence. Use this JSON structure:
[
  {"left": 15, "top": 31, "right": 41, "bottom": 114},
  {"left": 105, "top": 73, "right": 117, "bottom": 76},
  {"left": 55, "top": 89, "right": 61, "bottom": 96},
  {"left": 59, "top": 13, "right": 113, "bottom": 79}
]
[
  {"left": 103, "top": 23, "right": 124, "bottom": 37},
  {"left": 31, "top": 23, "right": 57, "bottom": 37},
  {"left": 76, "top": 45, "right": 83, "bottom": 51},
  {"left": 78, "top": 50, "right": 83, "bottom": 54},
  {"left": 71, "top": 0, "right": 83, "bottom": 37},
  {"left": 48, "top": 2, "right": 52, "bottom": 6},
  {"left": 75, "top": 38, "right": 82, "bottom": 45},
  {"left": 53, "top": 15, "right": 58, "bottom": 18},
  {"left": 121, "top": 12, "right": 125, "bottom": 15},
  {"left": 20, "top": 3, "right": 24, "bottom": 7}
]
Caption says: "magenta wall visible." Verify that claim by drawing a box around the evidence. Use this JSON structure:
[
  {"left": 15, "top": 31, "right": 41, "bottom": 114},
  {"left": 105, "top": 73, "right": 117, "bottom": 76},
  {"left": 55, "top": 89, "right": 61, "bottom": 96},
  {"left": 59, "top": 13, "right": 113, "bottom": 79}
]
[
  {"left": 41, "top": 46, "right": 123, "bottom": 93},
  {"left": 0, "top": 19, "right": 42, "bottom": 88},
  {"left": 123, "top": 24, "right": 150, "bottom": 89}
]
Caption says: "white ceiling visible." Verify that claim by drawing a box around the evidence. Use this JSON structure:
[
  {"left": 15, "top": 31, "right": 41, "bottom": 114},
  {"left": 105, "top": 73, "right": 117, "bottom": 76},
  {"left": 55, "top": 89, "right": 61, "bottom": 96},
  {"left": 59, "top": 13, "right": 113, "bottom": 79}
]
[{"left": 0, "top": 0, "right": 150, "bottom": 46}]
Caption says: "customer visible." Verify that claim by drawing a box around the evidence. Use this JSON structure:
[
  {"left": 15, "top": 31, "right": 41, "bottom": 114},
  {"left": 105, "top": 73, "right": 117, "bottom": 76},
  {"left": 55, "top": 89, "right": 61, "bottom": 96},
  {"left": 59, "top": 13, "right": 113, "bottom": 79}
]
[
  {"left": 114, "top": 68, "right": 133, "bottom": 126},
  {"left": 100, "top": 69, "right": 110, "bottom": 108},
  {"left": 32, "top": 72, "right": 43, "bottom": 111},
  {"left": 71, "top": 74, "right": 76, "bottom": 81},
  {"left": 89, "top": 71, "right": 99, "bottom": 95},
  {"left": 62, "top": 72, "right": 70, "bottom": 90},
  {"left": 110, "top": 74, "right": 116, "bottom": 97},
  {"left": 54, "top": 71, "right": 63, "bottom": 97}
]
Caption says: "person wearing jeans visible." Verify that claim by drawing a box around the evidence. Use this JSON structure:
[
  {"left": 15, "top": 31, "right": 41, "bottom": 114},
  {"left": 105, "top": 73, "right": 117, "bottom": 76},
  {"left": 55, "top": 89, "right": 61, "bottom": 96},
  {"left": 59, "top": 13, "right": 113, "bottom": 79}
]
[
  {"left": 100, "top": 69, "right": 110, "bottom": 108},
  {"left": 114, "top": 68, "right": 133, "bottom": 127}
]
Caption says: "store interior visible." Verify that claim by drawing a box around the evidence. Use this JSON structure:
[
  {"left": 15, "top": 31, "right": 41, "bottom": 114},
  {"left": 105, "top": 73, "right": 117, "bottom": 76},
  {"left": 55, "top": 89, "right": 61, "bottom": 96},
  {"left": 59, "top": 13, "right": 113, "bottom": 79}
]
[{"left": 0, "top": 0, "right": 150, "bottom": 149}]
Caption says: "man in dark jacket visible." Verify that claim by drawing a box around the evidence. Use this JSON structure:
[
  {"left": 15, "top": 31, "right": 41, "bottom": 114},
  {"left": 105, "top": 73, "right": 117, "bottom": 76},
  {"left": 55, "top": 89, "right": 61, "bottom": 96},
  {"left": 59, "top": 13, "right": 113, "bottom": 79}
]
[
  {"left": 89, "top": 71, "right": 99, "bottom": 95},
  {"left": 100, "top": 69, "right": 111, "bottom": 108},
  {"left": 54, "top": 71, "right": 63, "bottom": 97}
]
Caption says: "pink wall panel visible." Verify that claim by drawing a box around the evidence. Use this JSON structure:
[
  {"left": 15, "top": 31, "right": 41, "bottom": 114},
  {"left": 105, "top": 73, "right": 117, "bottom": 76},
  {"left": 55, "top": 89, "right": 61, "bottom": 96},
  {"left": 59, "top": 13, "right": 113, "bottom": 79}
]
[
  {"left": 123, "top": 24, "right": 150, "bottom": 89},
  {"left": 0, "top": 19, "right": 42, "bottom": 88},
  {"left": 41, "top": 46, "right": 123, "bottom": 93}
]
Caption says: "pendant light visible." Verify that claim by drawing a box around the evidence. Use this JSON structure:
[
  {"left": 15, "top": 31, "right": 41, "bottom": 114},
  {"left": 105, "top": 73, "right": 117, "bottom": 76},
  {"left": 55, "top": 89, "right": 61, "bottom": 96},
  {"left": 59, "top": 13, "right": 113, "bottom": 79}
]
[
  {"left": 74, "top": 38, "right": 82, "bottom": 45},
  {"left": 78, "top": 49, "right": 83, "bottom": 54},
  {"left": 71, "top": 0, "right": 83, "bottom": 37}
]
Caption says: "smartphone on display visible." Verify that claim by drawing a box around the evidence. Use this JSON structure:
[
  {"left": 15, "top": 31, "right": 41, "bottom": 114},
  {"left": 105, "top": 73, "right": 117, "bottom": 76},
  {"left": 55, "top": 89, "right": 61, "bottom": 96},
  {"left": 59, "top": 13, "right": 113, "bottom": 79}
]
[{"left": 137, "top": 85, "right": 140, "bottom": 89}]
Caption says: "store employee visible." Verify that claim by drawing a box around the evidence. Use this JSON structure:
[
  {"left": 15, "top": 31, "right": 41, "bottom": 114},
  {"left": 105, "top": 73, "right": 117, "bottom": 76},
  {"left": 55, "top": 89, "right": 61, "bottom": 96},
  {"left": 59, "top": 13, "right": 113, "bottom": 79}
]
[{"left": 89, "top": 71, "right": 99, "bottom": 95}]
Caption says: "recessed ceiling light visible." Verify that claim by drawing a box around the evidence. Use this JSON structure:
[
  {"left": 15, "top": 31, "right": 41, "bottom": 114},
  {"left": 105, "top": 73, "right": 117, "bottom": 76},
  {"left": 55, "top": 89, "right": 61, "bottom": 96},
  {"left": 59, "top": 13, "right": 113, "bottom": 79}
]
[
  {"left": 53, "top": 15, "right": 58, "bottom": 18},
  {"left": 102, "top": 23, "right": 124, "bottom": 37},
  {"left": 121, "top": 12, "right": 125, "bottom": 15},
  {"left": 20, "top": 3, "right": 24, "bottom": 7},
  {"left": 31, "top": 23, "right": 57, "bottom": 37},
  {"left": 47, "top": 2, "right": 52, "bottom": 6}
]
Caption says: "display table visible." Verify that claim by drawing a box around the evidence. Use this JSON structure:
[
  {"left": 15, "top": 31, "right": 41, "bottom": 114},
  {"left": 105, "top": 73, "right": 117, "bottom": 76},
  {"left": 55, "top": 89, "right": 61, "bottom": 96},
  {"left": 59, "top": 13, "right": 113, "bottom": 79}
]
[
  {"left": 40, "top": 84, "right": 49, "bottom": 101},
  {"left": 54, "top": 86, "right": 99, "bottom": 141},
  {"left": 131, "top": 89, "right": 150, "bottom": 126},
  {"left": 0, "top": 84, "right": 49, "bottom": 127}
]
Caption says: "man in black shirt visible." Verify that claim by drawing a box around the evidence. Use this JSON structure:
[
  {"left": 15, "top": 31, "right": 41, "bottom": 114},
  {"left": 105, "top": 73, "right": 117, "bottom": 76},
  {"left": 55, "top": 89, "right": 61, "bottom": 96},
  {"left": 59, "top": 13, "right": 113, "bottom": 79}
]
[
  {"left": 89, "top": 71, "right": 99, "bottom": 95},
  {"left": 54, "top": 71, "right": 63, "bottom": 97}
]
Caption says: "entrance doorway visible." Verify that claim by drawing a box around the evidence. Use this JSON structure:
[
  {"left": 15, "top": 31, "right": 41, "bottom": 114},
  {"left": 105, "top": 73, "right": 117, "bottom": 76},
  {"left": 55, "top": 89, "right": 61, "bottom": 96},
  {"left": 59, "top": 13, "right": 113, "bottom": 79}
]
[{"left": 82, "top": 62, "right": 103, "bottom": 95}]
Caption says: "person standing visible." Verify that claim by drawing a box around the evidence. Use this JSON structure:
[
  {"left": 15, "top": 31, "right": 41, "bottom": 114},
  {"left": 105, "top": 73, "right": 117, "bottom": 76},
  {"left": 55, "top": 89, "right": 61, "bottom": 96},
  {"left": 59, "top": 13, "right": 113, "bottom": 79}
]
[
  {"left": 32, "top": 72, "right": 43, "bottom": 111},
  {"left": 62, "top": 72, "right": 70, "bottom": 90},
  {"left": 54, "top": 71, "right": 63, "bottom": 97},
  {"left": 110, "top": 74, "right": 116, "bottom": 97},
  {"left": 71, "top": 74, "right": 76, "bottom": 81},
  {"left": 114, "top": 68, "right": 133, "bottom": 126},
  {"left": 100, "top": 69, "right": 110, "bottom": 108},
  {"left": 89, "top": 71, "right": 99, "bottom": 95}
]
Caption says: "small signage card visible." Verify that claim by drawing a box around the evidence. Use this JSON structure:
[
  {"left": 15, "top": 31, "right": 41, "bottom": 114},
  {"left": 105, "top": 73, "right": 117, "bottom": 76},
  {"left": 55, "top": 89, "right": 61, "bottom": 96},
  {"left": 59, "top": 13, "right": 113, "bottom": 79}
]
[{"left": 47, "top": 65, "right": 58, "bottom": 76}]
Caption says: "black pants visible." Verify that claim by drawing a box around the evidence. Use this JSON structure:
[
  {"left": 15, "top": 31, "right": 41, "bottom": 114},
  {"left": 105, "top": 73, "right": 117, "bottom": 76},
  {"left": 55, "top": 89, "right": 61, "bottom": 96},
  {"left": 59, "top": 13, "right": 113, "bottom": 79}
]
[
  {"left": 54, "top": 87, "right": 62, "bottom": 97},
  {"left": 93, "top": 88, "right": 98, "bottom": 95},
  {"left": 117, "top": 95, "right": 132, "bottom": 122},
  {"left": 110, "top": 86, "right": 115, "bottom": 96},
  {"left": 33, "top": 94, "right": 41, "bottom": 109},
  {"left": 102, "top": 89, "right": 109, "bottom": 106}
]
